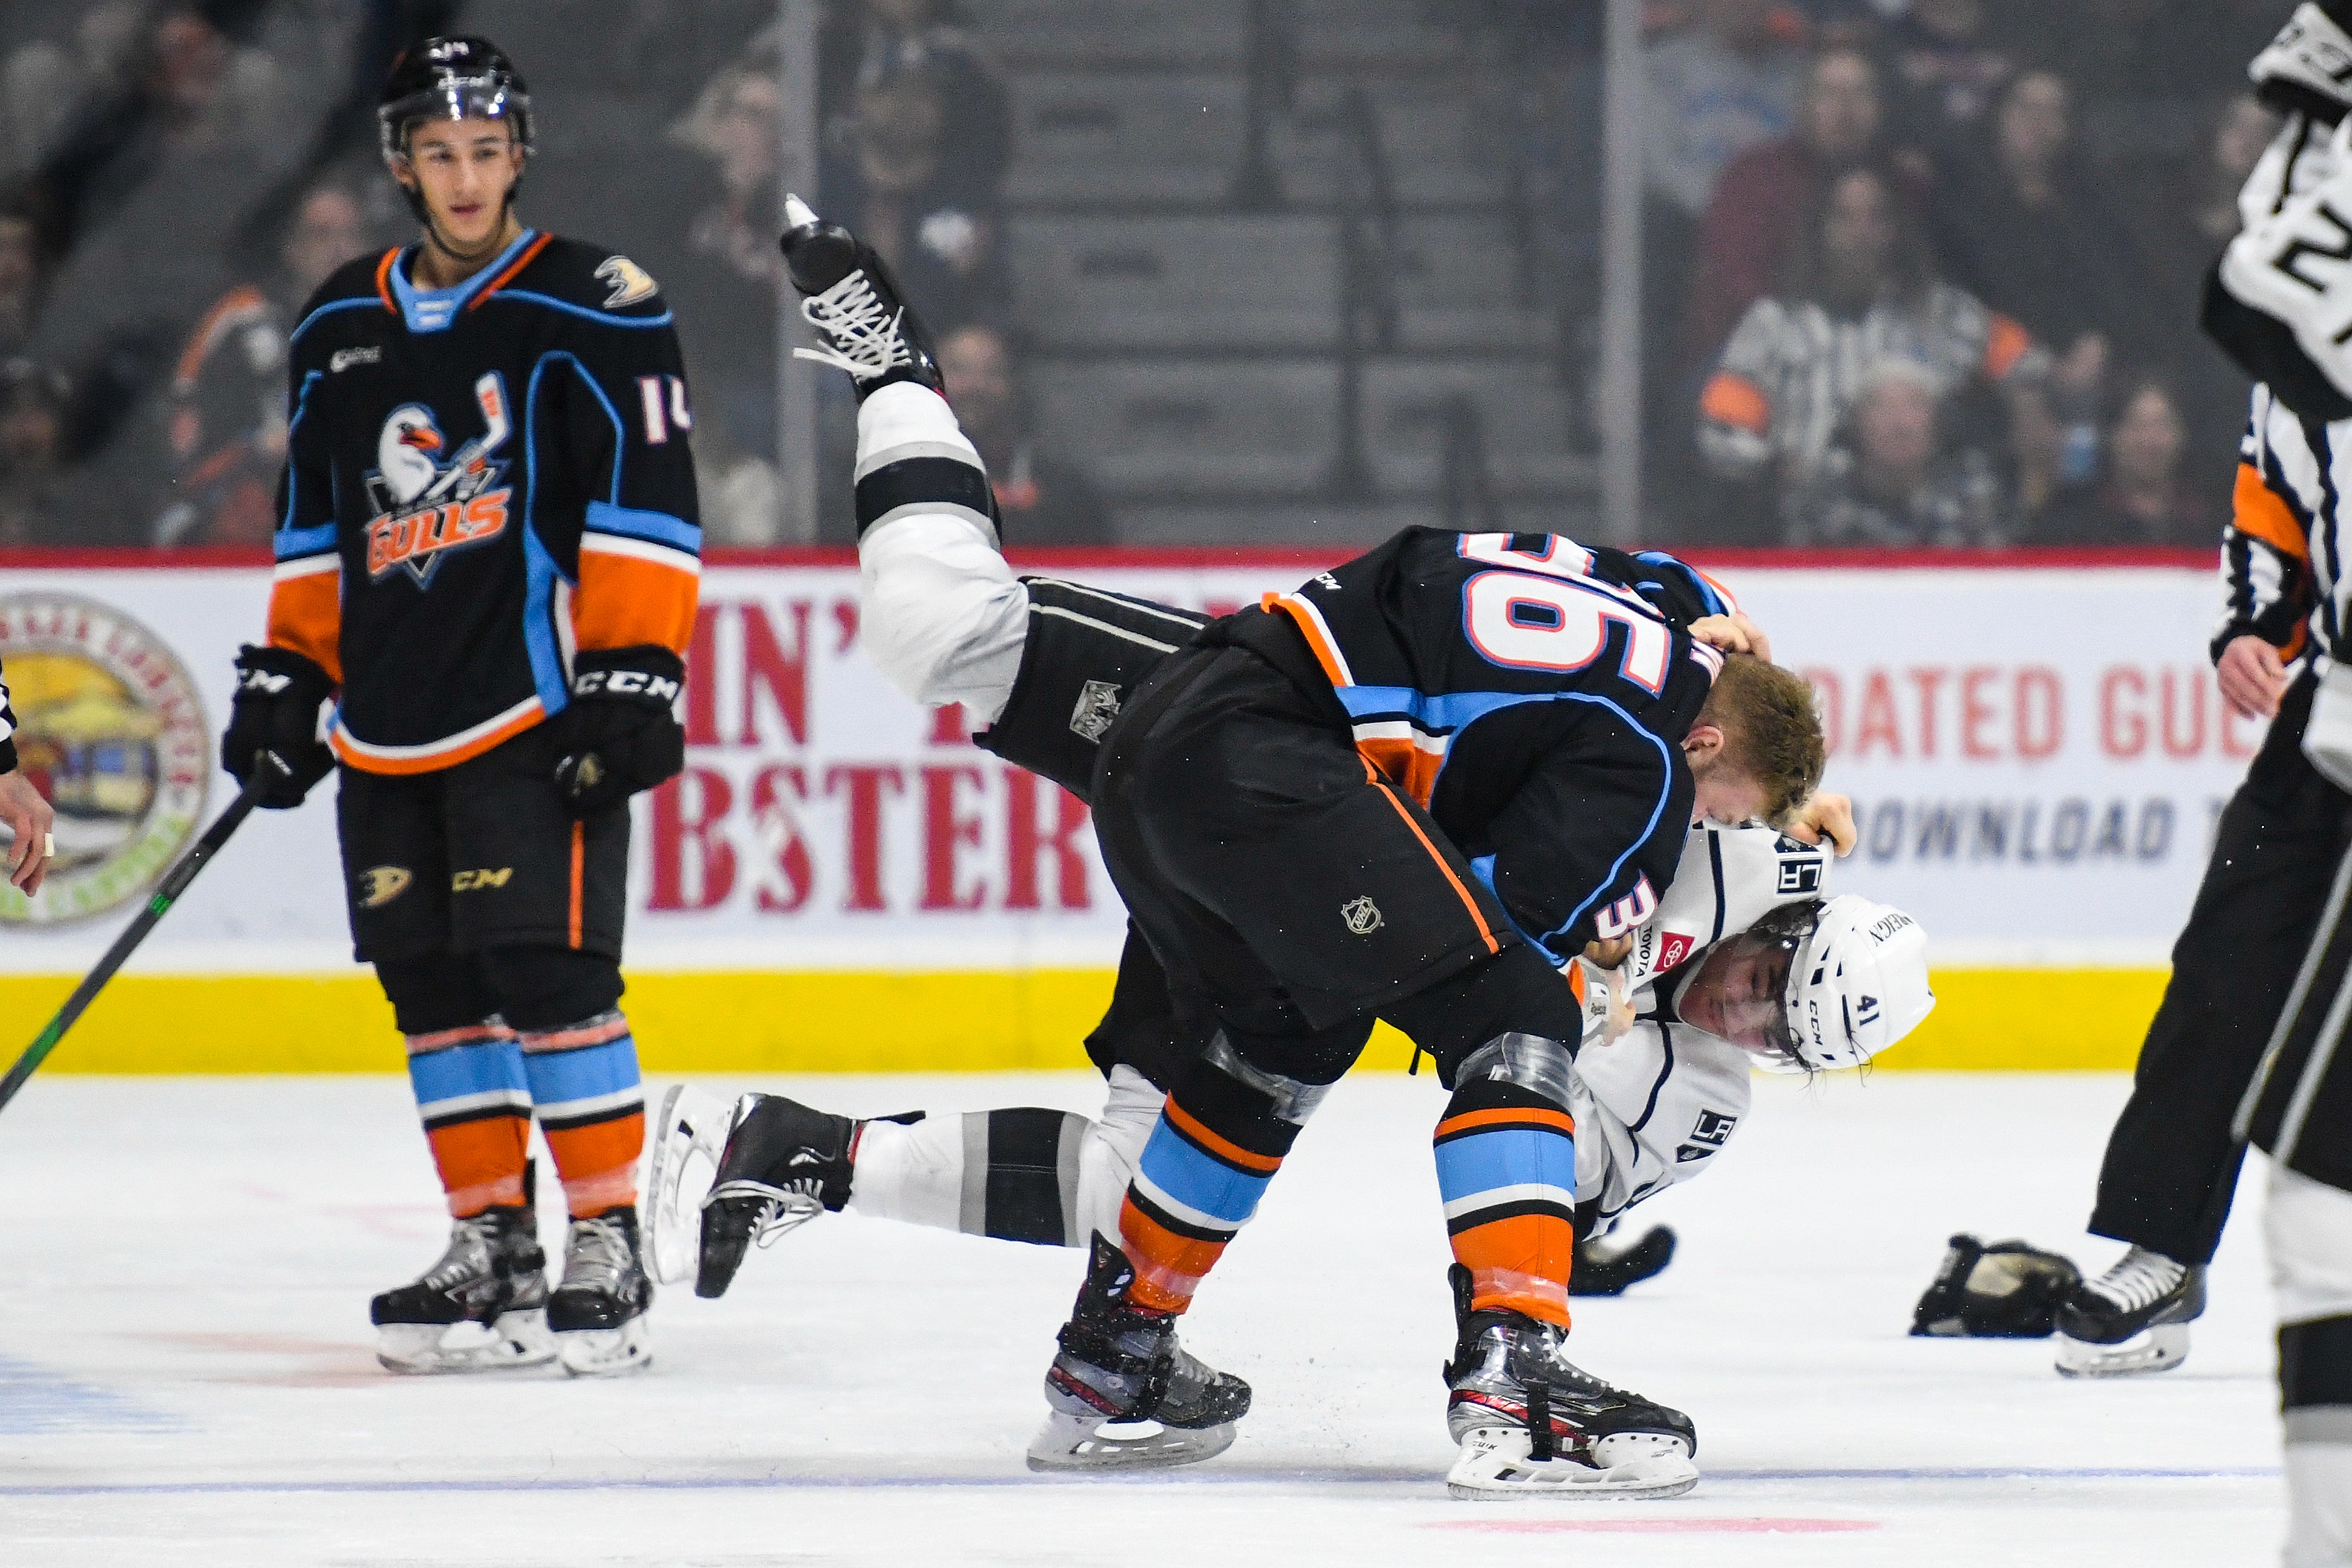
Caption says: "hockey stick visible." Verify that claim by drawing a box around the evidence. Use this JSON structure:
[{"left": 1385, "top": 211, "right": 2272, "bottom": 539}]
[{"left": 0, "top": 759, "right": 281, "bottom": 1115}]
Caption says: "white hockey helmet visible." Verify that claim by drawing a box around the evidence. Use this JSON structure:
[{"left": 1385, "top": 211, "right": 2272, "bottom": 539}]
[{"left": 1766, "top": 894, "right": 1935, "bottom": 1074}]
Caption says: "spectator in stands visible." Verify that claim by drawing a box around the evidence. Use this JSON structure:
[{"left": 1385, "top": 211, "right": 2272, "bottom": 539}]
[
  {"left": 2132, "top": 92, "right": 2276, "bottom": 463},
  {"left": 150, "top": 178, "right": 372, "bottom": 547},
  {"left": 2038, "top": 374, "right": 2224, "bottom": 547},
  {"left": 1878, "top": 0, "right": 2021, "bottom": 144},
  {"left": 1699, "top": 162, "right": 2044, "bottom": 508},
  {"left": 1782, "top": 357, "right": 2008, "bottom": 548},
  {"left": 0, "top": 1, "right": 146, "bottom": 184},
  {"left": 0, "top": 359, "right": 72, "bottom": 546},
  {"left": 0, "top": 208, "right": 41, "bottom": 361},
  {"left": 1642, "top": 0, "right": 1808, "bottom": 221},
  {"left": 1928, "top": 70, "right": 2135, "bottom": 388},
  {"left": 817, "top": 0, "right": 1013, "bottom": 194},
  {"left": 821, "top": 48, "right": 1009, "bottom": 332},
  {"left": 669, "top": 61, "right": 787, "bottom": 484},
  {"left": 1685, "top": 45, "right": 1918, "bottom": 368},
  {"left": 939, "top": 323, "right": 1113, "bottom": 546}
]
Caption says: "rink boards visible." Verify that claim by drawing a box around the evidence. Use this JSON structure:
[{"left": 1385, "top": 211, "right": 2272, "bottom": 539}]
[{"left": 0, "top": 548, "right": 2230, "bottom": 1073}]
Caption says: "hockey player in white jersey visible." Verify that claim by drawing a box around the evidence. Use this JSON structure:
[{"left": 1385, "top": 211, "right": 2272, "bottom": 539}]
[{"left": 649, "top": 819, "right": 1934, "bottom": 1493}]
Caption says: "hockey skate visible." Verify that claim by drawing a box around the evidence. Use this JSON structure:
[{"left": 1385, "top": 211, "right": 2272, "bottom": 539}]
[
  {"left": 549, "top": 1209, "right": 653, "bottom": 1377},
  {"left": 1027, "top": 1234, "right": 1252, "bottom": 1473},
  {"left": 694, "top": 1092, "right": 860, "bottom": 1299},
  {"left": 1442, "top": 1267, "right": 1698, "bottom": 1500},
  {"left": 644, "top": 1084, "right": 733, "bottom": 1286},
  {"left": 777, "top": 195, "right": 943, "bottom": 397},
  {"left": 370, "top": 1203, "right": 557, "bottom": 1375},
  {"left": 2053, "top": 1247, "right": 2206, "bottom": 1377}
]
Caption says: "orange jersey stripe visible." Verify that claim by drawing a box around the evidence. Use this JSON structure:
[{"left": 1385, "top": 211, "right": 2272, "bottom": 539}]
[
  {"left": 373, "top": 248, "right": 400, "bottom": 313},
  {"left": 1262, "top": 593, "right": 1351, "bottom": 687},
  {"left": 1363, "top": 760, "right": 1501, "bottom": 956},
  {"left": 1435, "top": 1105, "right": 1576, "bottom": 1141},
  {"left": 567, "top": 822, "right": 586, "bottom": 951},
  {"left": 267, "top": 570, "right": 343, "bottom": 685},
  {"left": 574, "top": 549, "right": 698, "bottom": 655},
  {"left": 329, "top": 701, "right": 545, "bottom": 776},
  {"left": 175, "top": 286, "right": 269, "bottom": 387},
  {"left": 1699, "top": 371, "right": 1771, "bottom": 434},
  {"left": 1165, "top": 1100, "right": 1284, "bottom": 1175},
  {"left": 468, "top": 232, "right": 553, "bottom": 310},
  {"left": 1354, "top": 734, "right": 1443, "bottom": 809},
  {"left": 2233, "top": 462, "right": 2311, "bottom": 563}
]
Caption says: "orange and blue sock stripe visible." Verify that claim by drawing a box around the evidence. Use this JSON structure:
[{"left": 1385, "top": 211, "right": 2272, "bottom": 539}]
[
  {"left": 518, "top": 1011, "right": 645, "bottom": 1217},
  {"left": 407, "top": 1021, "right": 531, "bottom": 1218},
  {"left": 1119, "top": 1084, "right": 1296, "bottom": 1315},
  {"left": 1435, "top": 1085, "right": 1579, "bottom": 1328}
]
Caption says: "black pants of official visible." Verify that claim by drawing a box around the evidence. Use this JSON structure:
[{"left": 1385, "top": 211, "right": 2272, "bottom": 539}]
[{"left": 2091, "top": 672, "right": 2352, "bottom": 1263}]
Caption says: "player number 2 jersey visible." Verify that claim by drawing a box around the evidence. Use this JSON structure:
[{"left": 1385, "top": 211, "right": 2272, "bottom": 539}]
[{"left": 264, "top": 230, "right": 700, "bottom": 774}]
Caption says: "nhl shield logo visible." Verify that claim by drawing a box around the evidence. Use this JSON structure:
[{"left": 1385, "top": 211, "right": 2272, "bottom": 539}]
[
  {"left": 1341, "top": 896, "right": 1383, "bottom": 936},
  {"left": 1069, "top": 679, "right": 1122, "bottom": 743}
]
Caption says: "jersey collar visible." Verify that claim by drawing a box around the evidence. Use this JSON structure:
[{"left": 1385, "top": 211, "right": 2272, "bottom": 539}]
[{"left": 389, "top": 228, "right": 539, "bottom": 334}]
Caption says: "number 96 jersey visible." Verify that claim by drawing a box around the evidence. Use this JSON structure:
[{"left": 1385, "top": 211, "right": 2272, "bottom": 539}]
[
  {"left": 1219, "top": 527, "right": 1732, "bottom": 963},
  {"left": 263, "top": 230, "right": 700, "bottom": 776}
]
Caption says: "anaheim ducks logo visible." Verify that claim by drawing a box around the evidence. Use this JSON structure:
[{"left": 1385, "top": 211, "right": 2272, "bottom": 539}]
[
  {"left": 357, "top": 866, "right": 413, "bottom": 908},
  {"left": 595, "top": 255, "right": 659, "bottom": 309},
  {"left": 0, "top": 595, "right": 207, "bottom": 926},
  {"left": 363, "top": 372, "right": 513, "bottom": 587}
]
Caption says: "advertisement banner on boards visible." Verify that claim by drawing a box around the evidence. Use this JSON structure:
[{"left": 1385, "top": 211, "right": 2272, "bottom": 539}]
[{"left": 0, "top": 558, "right": 2251, "bottom": 975}]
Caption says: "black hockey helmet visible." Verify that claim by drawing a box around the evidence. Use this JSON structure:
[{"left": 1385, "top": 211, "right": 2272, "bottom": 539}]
[{"left": 377, "top": 37, "right": 534, "bottom": 165}]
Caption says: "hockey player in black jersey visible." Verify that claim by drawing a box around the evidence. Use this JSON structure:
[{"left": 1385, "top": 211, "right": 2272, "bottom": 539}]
[
  {"left": 744, "top": 200, "right": 1827, "bottom": 1495},
  {"left": 219, "top": 39, "right": 699, "bottom": 1378}
]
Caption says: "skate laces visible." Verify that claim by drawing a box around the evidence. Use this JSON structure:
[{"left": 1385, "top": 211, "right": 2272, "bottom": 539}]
[
  {"left": 793, "top": 270, "right": 911, "bottom": 380},
  {"left": 2086, "top": 1247, "right": 2187, "bottom": 1313},
  {"left": 704, "top": 1177, "right": 827, "bottom": 1248},
  {"left": 417, "top": 1219, "right": 495, "bottom": 1292},
  {"left": 561, "top": 1215, "right": 636, "bottom": 1293}
]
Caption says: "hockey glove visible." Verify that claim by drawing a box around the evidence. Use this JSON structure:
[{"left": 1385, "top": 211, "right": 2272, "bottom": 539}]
[
  {"left": 1909, "top": 1233, "right": 2082, "bottom": 1338},
  {"left": 221, "top": 645, "right": 335, "bottom": 809},
  {"left": 2250, "top": 3, "right": 2352, "bottom": 125},
  {"left": 554, "top": 647, "right": 687, "bottom": 818}
]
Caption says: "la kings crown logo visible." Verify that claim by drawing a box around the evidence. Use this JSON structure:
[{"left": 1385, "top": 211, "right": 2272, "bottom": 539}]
[{"left": 364, "top": 372, "right": 515, "bottom": 586}]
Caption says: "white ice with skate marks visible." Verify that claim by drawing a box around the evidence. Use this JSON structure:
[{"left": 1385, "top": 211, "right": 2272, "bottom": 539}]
[{"left": 0, "top": 1072, "right": 2291, "bottom": 1566}]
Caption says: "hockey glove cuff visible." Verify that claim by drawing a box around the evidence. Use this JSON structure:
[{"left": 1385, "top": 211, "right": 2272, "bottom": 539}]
[
  {"left": 223, "top": 645, "right": 335, "bottom": 809},
  {"left": 555, "top": 647, "right": 687, "bottom": 818},
  {"left": 1909, "top": 1233, "right": 2082, "bottom": 1338}
]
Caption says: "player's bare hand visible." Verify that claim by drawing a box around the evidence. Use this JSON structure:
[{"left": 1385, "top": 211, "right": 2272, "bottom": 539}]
[
  {"left": 1689, "top": 611, "right": 1772, "bottom": 664},
  {"left": 1782, "top": 791, "right": 1857, "bottom": 856},
  {"left": 0, "top": 766, "right": 56, "bottom": 896},
  {"left": 2217, "top": 635, "right": 2288, "bottom": 721},
  {"left": 1584, "top": 935, "right": 1633, "bottom": 968}
]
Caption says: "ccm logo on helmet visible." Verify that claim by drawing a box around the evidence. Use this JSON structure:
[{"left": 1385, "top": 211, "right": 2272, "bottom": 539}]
[{"left": 573, "top": 668, "right": 682, "bottom": 703}]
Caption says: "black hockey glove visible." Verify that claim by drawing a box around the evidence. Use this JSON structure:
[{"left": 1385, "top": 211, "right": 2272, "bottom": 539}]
[
  {"left": 553, "top": 647, "right": 687, "bottom": 818},
  {"left": 1908, "top": 1233, "right": 2082, "bottom": 1339},
  {"left": 221, "top": 645, "right": 335, "bottom": 809}
]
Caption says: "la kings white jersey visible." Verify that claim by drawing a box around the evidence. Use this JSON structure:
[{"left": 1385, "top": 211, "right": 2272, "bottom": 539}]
[{"left": 1570, "top": 824, "right": 1834, "bottom": 1229}]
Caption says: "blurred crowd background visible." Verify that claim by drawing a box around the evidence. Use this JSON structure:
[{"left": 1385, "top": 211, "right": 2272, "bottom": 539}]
[{"left": 0, "top": 0, "right": 2291, "bottom": 551}]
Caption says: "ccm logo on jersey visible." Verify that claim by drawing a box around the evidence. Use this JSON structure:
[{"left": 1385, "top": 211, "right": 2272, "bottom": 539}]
[
  {"left": 364, "top": 376, "right": 514, "bottom": 586},
  {"left": 572, "top": 668, "right": 683, "bottom": 703},
  {"left": 452, "top": 867, "right": 514, "bottom": 891}
]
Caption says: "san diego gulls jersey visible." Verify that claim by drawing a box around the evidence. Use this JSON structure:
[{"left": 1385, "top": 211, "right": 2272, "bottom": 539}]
[
  {"left": 1221, "top": 527, "right": 1731, "bottom": 964},
  {"left": 1571, "top": 823, "right": 1836, "bottom": 1228},
  {"left": 265, "top": 229, "right": 699, "bottom": 774}
]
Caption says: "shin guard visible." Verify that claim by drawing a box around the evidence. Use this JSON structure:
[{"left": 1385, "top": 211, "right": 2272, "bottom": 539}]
[
  {"left": 1436, "top": 1034, "right": 1581, "bottom": 1328},
  {"left": 406, "top": 1022, "right": 532, "bottom": 1218},
  {"left": 519, "top": 1011, "right": 646, "bottom": 1217},
  {"left": 1117, "top": 1043, "right": 1309, "bottom": 1315}
]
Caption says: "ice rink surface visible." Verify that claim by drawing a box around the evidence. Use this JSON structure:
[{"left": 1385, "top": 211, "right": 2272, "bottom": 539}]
[{"left": 0, "top": 1070, "right": 2291, "bottom": 1567}]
